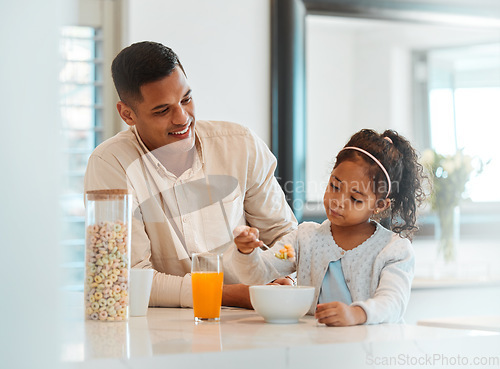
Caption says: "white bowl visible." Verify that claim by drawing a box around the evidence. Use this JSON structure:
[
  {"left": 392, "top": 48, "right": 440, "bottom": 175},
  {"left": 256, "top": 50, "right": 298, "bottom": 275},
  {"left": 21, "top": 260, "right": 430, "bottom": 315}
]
[{"left": 249, "top": 285, "right": 315, "bottom": 324}]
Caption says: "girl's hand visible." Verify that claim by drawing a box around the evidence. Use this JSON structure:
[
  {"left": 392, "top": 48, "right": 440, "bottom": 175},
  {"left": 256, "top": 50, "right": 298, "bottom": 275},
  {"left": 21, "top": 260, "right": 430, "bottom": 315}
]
[
  {"left": 233, "top": 225, "right": 264, "bottom": 254},
  {"left": 315, "top": 302, "right": 367, "bottom": 326},
  {"left": 268, "top": 276, "right": 295, "bottom": 286}
]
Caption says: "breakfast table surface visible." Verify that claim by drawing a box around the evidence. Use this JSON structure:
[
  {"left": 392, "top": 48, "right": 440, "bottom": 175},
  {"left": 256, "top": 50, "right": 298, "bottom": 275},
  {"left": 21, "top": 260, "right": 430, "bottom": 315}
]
[
  {"left": 61, "top": 305, "right": 500, "bottom": 369},
  {"left": 418, "top": 315, "right": 500, "bottom": 332}
]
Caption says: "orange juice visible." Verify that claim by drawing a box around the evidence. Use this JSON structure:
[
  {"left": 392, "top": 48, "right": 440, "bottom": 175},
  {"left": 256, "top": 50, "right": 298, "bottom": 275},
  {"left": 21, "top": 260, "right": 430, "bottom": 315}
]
[{"left": 192, "top": 271, "right": 224, "bottom": 320}]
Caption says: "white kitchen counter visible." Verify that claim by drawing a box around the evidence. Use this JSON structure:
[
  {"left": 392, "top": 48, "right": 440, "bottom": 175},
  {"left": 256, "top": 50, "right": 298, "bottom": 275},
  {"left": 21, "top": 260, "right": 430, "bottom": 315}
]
[
  {"left": 418, "top": 315, "right": 500, "bottom": 332},
  {"left": 61, "top": 306, "right": 500, "bottom": 369}
]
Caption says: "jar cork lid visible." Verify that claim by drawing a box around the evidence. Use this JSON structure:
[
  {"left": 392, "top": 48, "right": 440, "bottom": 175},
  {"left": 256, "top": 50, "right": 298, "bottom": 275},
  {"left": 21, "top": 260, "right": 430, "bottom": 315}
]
[{"left": 86, "top": 189, "right": 131, "bottom": 201}]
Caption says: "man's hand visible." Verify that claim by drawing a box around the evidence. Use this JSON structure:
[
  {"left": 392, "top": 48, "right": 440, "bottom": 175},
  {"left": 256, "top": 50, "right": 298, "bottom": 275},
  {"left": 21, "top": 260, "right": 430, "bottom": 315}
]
[
  {"left": 222, "top": 284, "right": 253, "bottom": 309},
  {"left": 233, "top": 225, "right": 264, "bottom": 254},
  {"left": 315, "top": 301, "right": 367, "bottom": 326}
]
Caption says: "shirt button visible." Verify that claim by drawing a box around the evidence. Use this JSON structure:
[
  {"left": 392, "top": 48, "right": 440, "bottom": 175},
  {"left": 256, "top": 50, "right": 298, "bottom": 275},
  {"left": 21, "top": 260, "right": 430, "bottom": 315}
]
[
  {"left": 182, "top": 216, "right": 188, "bottom": 223},
  {"left": 340, "top": 251, "right": 345, "bottom": 256},
  {"left": 346, "top": 279, "right": 350, "bottom": 283}
]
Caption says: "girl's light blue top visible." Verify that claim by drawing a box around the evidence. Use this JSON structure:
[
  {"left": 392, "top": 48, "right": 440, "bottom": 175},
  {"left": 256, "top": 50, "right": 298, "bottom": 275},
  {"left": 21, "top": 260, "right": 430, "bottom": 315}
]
[{"left": 318, "top": 260, "right": 352, "bottom": 304}]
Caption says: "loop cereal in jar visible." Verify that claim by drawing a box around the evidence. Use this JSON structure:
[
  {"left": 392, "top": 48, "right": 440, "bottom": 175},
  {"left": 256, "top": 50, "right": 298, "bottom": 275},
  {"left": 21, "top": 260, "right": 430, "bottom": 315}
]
[{"left": 84, "top": 189, "right": 132, "bottom": 322}]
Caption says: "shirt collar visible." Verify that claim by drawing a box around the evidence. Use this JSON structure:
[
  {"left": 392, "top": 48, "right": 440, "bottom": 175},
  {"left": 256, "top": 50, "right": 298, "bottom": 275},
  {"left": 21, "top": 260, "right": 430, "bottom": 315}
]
[
  {"left": 130, "top": 125, "right": 204, "bottom": 178},
  {"left": 193, "top": 125, "right": 205, "bottom": 165},
  {"left": 131, "top": 125, "right": 159, "bottom": 168}
]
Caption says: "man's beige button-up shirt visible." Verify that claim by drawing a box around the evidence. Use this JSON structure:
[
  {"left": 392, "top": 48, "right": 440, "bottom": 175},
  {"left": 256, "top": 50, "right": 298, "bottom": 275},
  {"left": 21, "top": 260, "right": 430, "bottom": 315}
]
[{"left": 84, "top": 120, "right": 297, "bottom": 307}]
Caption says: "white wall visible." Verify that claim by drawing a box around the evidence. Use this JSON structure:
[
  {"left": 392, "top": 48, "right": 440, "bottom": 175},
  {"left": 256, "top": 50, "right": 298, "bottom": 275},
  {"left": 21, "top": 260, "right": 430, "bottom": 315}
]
[
  {"left": 0, "top": 1, "right": 62, "bottom": 368},
  {"left": 123, "top": 0, "right": 271, "bottom": 145},
  {"left": 306, "top": 19, "right": 356, "bottom": 200}
]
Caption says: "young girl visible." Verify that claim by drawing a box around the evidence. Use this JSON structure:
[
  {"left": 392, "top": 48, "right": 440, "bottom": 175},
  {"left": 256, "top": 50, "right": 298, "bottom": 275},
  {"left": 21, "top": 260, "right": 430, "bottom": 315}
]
[{"left": 231, "top": 129, "right": 425, "bottom": 326}]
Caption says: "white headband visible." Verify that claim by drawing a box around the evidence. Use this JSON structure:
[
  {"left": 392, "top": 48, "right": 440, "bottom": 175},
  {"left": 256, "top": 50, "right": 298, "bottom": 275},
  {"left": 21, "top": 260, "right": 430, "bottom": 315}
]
[{"left": 340, "top": 146, "right": 392, "bottom": 197}]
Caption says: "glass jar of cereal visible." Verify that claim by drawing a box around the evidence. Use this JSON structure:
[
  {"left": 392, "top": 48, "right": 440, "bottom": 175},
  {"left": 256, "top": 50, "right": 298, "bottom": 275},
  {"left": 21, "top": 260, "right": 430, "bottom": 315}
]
[{"left": 84, "top": 189, "right": 132, "bottom": 322}]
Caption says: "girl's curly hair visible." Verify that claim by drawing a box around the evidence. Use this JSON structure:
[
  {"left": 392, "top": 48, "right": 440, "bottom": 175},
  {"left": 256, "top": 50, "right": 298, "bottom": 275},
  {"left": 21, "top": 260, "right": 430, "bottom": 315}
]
[{"left": 335, "top": 129, "right": 426, "bottom": 238}]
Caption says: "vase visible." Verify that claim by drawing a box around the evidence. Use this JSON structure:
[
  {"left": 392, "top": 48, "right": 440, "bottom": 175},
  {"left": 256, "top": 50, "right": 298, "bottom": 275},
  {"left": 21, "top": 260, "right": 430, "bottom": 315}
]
[{"left": 433, "top": 205, "right": 460, "bottom": 278}]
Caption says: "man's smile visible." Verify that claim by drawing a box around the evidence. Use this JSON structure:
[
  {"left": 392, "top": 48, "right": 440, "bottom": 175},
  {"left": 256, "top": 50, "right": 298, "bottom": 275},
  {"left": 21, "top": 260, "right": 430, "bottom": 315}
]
[{"left": 170, "top": 124, "right": 190, "bottom": 135}]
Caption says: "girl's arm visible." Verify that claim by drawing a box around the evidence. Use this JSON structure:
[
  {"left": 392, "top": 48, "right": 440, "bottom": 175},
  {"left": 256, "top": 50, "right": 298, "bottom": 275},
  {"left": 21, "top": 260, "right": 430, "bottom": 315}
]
[{"left": 351, "top": 238, "right": 415, "bottom": 324}]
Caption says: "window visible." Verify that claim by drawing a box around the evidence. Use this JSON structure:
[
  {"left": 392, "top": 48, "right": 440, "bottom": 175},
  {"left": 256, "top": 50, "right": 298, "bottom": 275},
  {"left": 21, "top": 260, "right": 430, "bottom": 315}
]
[
  {"left": 60, "top": 26, "right": 104, "bottom": 290},
  {"left": 425, "top": 43, "right": 500, "bottom": 202},
  {"left": 301, "top": 15, "right": 500, "bottom": 224}
]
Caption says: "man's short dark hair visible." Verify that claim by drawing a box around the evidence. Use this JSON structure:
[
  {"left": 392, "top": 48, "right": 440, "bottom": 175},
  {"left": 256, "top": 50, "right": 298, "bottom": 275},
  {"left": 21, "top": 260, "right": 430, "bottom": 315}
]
[{"left": 111, "top": 41, "right": 185, "bottom": 105}]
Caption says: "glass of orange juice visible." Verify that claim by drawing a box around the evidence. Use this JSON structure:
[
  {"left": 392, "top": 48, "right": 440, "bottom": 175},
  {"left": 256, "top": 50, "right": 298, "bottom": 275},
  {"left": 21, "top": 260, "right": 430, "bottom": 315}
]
[{"left": 191, "top": 253, "right": 224, "bottom": 323}]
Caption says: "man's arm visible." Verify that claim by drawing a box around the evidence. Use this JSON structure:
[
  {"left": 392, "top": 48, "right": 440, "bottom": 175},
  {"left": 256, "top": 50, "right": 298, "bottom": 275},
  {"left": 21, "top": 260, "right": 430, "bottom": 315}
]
[{"left": 222, "top": 284, "right": 252, "bottom": 309}]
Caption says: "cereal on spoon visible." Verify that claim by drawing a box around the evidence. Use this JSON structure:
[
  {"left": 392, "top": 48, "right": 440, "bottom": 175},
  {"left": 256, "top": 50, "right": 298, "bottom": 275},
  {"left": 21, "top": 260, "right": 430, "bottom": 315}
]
[{"left": 275, "top": 244, "right": 295, "bottom": 261}]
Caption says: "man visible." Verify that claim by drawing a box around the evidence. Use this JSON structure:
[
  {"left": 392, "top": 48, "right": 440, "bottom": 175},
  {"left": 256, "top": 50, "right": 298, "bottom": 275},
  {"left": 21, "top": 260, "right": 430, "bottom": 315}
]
[{"left": 84, "top": 41, "right": 297, "bottom": 308}]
